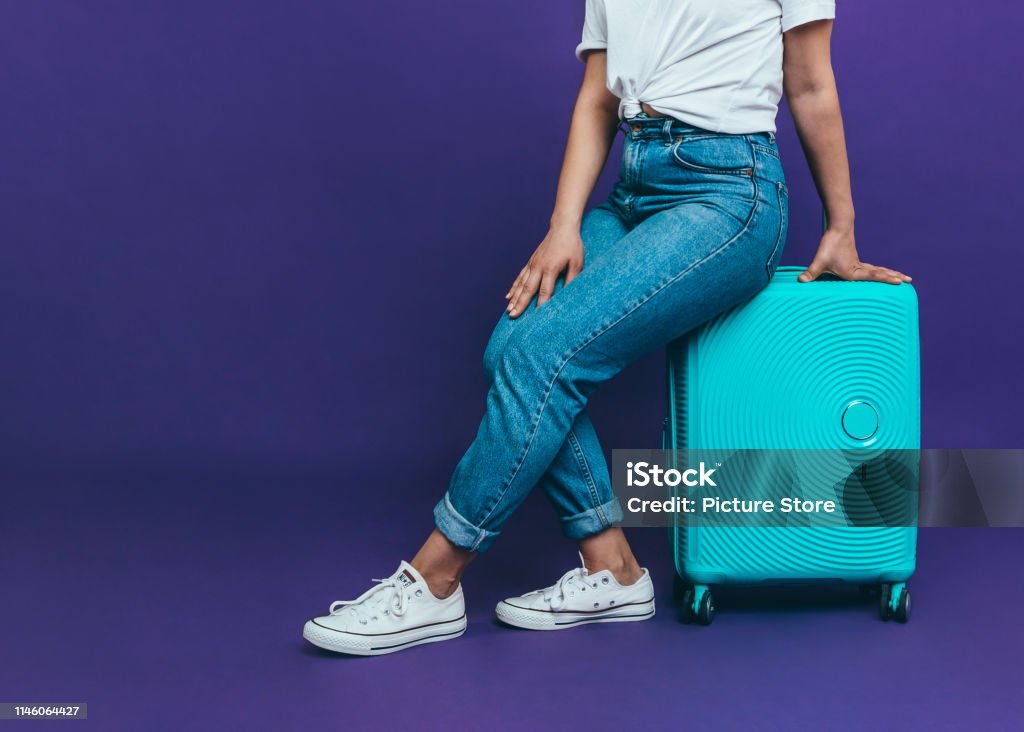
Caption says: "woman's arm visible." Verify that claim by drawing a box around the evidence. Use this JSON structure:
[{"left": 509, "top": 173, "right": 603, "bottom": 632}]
[
  {"left": 506, "top": 51, "right": 621, "bottom": 317},
  {"left": 783, "top": 21, "right": 911, "bottom": 285}
]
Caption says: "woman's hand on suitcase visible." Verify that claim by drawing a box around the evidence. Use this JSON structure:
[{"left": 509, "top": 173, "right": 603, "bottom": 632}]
[
  {"left": 799, "top": 228, "right": 912, "bottom": 285},
  {"left": 505, "top": 226, "right": 585, "bottom": 318}
]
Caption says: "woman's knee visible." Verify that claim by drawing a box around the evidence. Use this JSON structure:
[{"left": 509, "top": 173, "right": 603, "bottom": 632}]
[
  {"left": 492, "top": 324, "right": 575, "bottom": 397},
  {"left": 482, "top": 316, "right": 515, "bottom": 385}
]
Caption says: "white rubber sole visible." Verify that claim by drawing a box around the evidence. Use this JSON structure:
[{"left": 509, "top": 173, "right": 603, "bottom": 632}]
[
  {"left": 302, "top": 615, "right": 467, "bottom": 656},
  {"left": 495, "top": 598, "right": 656, "bottom": 631}
]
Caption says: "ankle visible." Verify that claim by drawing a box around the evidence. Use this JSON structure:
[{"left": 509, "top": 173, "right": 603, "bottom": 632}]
[
  {"left": 578, "top": 527, "right": 644, "bottom": 586},
  {"left": 584, "top": 555, "right": 644, "bottom": 586},
  {"left": 409, "top": 528, "right": 474, "bottom": 599},
  {"left": 417, "top": 567, "right": 460, "bottom": 600}
]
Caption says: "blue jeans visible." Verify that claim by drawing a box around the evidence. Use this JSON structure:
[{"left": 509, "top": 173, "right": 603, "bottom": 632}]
[{"left": 433, "top": 114, "right": 789, "bottom": 552}]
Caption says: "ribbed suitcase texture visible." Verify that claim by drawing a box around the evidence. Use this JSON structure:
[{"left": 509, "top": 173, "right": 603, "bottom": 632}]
[{"left": 667, "top": 266, "right": 920, "bottom": 623}]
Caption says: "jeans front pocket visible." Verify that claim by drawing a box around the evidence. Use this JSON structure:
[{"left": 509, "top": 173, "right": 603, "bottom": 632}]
[{"left": 670, "top": 135, "right": 755, "bottom": 176}]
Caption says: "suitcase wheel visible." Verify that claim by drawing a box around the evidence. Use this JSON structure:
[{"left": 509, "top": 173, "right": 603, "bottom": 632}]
[
  {"left": 678, "top": 582, "right": 713, "bottom": 625},
  {"left": 684, "top": 584, "right": 714, "bottom": 626},
  {"left": 893, "top": 588, "right": 911, "bottom": 623},
  {"left": 879, "top": 583, "right": 911, "bottom": 623},
  {"left": 696, "top": 589, "right": 715, "bottom": 626}
]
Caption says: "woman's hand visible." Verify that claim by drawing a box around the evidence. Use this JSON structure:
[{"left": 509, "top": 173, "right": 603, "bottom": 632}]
[
  {"left": 799, "top": 227, "right": 911, "bottom": 285},
  {"left": 505, "top": 225, "right": 585, "bottom": 318}
]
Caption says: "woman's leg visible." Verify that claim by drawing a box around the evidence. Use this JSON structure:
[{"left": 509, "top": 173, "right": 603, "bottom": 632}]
[
  {"left": 432, "top": 186, "right": 783, "bottom": 561},
  {"left": 411, "top": 204, "right": 630, "bottom": 596},
  {"left": 483, "top": 205, "right": 631, "bottom": 542}
]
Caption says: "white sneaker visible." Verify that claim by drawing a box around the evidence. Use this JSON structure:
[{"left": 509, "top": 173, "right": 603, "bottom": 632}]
[
  {"left": 303, "top": 561, "right": 467, "bottom": 656},
  {"left": 495, "top": 556, "right": 655, "bottom": 631}
]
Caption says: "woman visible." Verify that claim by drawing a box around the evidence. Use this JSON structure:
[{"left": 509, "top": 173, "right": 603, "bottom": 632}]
[{"left": 303, "top": 0, "right": 911, "bottom": 655}]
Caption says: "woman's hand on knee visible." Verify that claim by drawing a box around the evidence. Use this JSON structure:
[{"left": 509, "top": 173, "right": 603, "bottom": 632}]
[
  {"left": 505, "top": 226, "right": 585, "bottom": 318},
  {"left": 799, "top": 227, "right": 912, "bottom": 285}
]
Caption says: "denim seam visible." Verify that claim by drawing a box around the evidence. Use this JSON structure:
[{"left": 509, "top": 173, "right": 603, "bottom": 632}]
[
  {"left": 751, "top": 142, "right": 780, "bottom": 159},
  {"left": 566, "top": 427, "right": 605, "bottom": 523},
  {"left": 628, "top": 140, "right": 647, "bottom": 191},
  {"left": 561, "top": 498, "right": 621, "bottom": 538},
  {"left": 669, "top": 133, "right": 721, "bottom": 144},
  {"left": 436, "top": 492, "right": 496, "bottom": 552},
  {"left": 477, "top": 191, "right": 762, "bottom": 533},
  {"left": 766, "top": 181, "right": 787, "bottom": 280}
]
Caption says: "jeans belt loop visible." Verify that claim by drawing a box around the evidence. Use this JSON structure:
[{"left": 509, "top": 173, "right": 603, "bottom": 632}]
[{"left": 662, "top": 117, "right": 674, "bottom": 143}]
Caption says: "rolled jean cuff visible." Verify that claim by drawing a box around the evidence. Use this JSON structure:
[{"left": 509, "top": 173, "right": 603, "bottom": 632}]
[
  {"left": 559, "top": 496, "right": 624, "bottom": 541},
  {"left": 433, "top": 492, "right": 501, "bottom": 553}
]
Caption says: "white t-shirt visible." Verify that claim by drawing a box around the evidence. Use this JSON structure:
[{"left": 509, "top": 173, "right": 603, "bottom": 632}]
[{"left": 576, "top": 0, "right": 836, "bottom": 133}]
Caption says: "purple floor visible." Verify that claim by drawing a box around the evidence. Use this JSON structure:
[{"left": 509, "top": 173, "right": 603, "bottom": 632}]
[{"left": 2, "top": 465, "right": 1021, "bottom": 731}]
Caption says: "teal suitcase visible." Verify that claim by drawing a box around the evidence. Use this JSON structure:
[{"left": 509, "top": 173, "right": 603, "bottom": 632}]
[{"left": 666, "top": 266, "right": 920, "bottom": 624}]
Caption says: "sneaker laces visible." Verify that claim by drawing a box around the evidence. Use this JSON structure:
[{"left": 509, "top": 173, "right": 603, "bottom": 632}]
[
  {"left": 542, "top": 553, "right": 598, "bottom": 610},
  {"left": 329, "top": 577, "right": 407, "bottom": 623}
]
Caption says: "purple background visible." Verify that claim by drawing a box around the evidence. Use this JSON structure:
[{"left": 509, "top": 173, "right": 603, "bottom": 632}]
[{"left": 0, "top": 2, "right": 1021, "bottom": 730}]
